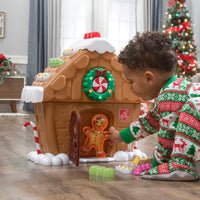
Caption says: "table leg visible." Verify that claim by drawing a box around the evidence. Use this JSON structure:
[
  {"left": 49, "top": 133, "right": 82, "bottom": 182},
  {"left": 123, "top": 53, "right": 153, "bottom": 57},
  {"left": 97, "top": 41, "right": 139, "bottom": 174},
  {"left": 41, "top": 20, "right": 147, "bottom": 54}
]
[{"left": 10, "top": 101, "right": 17, "bottom": 113}]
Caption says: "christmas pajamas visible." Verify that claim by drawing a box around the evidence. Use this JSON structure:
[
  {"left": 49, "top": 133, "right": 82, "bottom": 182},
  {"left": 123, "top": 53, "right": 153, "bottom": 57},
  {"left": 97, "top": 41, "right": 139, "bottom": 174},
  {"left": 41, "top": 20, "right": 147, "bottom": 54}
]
[{"left": 120, "top": 76, "right": 200, "bottom": 180}]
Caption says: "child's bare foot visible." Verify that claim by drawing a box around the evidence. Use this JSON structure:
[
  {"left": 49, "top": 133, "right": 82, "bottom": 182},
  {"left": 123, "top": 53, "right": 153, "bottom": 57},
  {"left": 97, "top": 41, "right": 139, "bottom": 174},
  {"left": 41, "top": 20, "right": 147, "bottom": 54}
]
[{"left": 138, "top": 158, "right": 153, "bottom": 167}]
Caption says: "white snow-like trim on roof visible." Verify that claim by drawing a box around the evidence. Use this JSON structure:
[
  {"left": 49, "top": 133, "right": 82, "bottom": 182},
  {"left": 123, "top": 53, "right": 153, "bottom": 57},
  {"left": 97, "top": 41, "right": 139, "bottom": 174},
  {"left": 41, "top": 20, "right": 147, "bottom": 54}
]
[
  {"left": 70, "top": 38, "right": 116, "bottom": 54},
  {"left": 21, "top": 86, "right": 44, "bottom": 103}
]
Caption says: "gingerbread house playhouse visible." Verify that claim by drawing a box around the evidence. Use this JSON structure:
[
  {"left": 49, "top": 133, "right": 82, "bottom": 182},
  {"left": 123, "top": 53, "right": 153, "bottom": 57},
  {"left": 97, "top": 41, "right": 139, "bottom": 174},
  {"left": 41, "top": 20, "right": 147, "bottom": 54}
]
[{"left": 21, "top": 32, "right": 144, "bottom": 162}]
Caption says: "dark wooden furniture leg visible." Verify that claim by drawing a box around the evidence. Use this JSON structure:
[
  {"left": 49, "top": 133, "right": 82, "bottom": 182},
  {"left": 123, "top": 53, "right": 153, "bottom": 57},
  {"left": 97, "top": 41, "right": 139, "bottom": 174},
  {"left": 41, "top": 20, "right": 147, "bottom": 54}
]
[{"left": 10, "top": 101, "right": 17, "bottom": 113}]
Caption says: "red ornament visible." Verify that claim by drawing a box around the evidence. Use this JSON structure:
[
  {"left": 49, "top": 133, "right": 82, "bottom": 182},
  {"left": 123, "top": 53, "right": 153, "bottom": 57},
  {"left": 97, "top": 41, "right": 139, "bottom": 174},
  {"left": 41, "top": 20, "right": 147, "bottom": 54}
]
[
  {"left": 178, "top": 0, "right": 185, "bottom": 4},
  {"left": 168, "top": 0, "right": 185, "bottom": 8},
  {"left": 165, "top": 21, "right": 191, "bottom": 34},
  {"left": 0, "top": 54, "right": 6, "bottom": 61},
  {"left": 168, "top": 0, "right": 176, "bottom": 8},
  {"left": 186, "top": 67, "right": 191, "bottom": 71}
]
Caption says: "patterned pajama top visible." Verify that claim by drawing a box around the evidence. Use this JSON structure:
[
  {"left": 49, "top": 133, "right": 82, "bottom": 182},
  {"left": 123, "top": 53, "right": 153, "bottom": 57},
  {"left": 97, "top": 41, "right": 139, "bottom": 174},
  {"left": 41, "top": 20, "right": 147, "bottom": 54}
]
[{"left": 120, "top": 75, "right": 200, "bottom": 165}]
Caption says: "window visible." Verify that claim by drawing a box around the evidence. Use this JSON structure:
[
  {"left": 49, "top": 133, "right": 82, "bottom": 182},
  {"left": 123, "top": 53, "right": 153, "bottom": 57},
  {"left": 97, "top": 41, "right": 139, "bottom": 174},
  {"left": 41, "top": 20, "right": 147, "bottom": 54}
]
[
  {"left": 107, "top": 0, "right": 137, "bottom": 54},
  {"left": 61, "top": 0, "right": 92, "bottom": 50},
  {"left": 61, "top": 0, "right": 143, "bottom": 55}
]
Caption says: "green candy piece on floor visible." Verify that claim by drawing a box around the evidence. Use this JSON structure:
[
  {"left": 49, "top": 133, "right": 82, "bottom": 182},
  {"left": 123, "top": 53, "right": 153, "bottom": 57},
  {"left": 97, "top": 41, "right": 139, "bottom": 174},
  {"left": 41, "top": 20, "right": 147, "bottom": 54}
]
[
  {"left": 89, "top": 165, "right": 99, "bottom": 176},
  {"left": 103, "top": 167, "right": 115, "bottom": 178},
  {"left": 96, "top": 166, "right": 106, "bottom": 177},
  {"left": 89, "top": 165, "right": 115, "bottom": 178}
]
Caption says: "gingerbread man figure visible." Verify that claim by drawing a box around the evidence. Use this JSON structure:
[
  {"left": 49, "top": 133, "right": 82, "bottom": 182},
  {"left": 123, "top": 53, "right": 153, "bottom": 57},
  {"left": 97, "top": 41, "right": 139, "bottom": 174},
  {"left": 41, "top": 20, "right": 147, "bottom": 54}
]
[{"left": 80, "top": 114, "right": 109, "bottom": 158}]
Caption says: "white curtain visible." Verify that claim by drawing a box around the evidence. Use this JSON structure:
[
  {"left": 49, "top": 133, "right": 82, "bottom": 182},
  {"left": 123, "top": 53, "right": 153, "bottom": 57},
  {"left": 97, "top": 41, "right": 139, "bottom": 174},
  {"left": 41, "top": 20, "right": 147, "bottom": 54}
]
[
  {"left": 47, "top": 0, "right": 62, "bottom": 61},
  {"left": 60, "top": 0, "right": 154, "bottom": 55},
  {"left": 138, "top": 0, "right": 153, "bottom": 32}
]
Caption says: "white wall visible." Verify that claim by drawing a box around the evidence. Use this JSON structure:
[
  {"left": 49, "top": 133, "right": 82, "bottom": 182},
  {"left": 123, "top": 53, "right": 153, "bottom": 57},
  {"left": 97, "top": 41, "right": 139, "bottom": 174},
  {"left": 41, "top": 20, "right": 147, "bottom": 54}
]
[{"left": 0, "top": 0, "right": 30, "bottom": 74}]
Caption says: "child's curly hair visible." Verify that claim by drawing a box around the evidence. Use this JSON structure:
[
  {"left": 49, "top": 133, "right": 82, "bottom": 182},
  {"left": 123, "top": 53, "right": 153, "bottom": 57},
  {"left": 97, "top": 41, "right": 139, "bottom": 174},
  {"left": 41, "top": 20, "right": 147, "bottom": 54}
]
[{"left": 118, "top": 31, "right": 177, "bottom": 73}]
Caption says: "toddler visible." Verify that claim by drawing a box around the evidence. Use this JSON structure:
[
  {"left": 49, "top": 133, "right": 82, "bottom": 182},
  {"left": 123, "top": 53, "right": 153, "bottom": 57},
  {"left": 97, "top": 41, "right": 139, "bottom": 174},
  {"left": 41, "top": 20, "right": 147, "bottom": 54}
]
[{"left": 109, "top": 32, "right": 200, "bottom": 181}]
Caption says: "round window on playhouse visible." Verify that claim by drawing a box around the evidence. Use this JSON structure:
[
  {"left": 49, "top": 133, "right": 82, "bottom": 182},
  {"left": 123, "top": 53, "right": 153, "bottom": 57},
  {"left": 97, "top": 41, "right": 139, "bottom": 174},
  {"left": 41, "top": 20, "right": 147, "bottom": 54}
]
[{"left": 82, "top": 67, "right": 115, "bottom": 101}]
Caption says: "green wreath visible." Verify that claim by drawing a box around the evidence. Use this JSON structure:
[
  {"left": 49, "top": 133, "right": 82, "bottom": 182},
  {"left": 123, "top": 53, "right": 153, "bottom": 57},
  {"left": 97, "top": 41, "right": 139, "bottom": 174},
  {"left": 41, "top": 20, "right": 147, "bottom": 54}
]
[{"left": 83, "top": 67, "right": 115, "bottom": 101}]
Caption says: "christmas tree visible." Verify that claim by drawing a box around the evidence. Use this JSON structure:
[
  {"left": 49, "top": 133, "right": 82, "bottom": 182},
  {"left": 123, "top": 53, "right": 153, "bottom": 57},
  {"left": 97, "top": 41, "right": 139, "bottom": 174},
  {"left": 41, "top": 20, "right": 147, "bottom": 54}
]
[{"left": 162, "top": 0, "right": 198, "bottom": 78}]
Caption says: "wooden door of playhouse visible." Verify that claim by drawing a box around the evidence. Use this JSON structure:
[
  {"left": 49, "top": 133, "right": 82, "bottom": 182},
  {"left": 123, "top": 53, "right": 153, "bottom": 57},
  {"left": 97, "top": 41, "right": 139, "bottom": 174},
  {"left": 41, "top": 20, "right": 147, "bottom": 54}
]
[{"left": 69, "top": 110, "right": 81, "bottom": 166}]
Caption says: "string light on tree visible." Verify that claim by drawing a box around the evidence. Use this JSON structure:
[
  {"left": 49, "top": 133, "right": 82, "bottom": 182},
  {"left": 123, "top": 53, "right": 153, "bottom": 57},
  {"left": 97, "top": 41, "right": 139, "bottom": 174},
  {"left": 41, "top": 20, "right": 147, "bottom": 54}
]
[{"left": 162, "top": 0, "right": 198, "bottom": 78}]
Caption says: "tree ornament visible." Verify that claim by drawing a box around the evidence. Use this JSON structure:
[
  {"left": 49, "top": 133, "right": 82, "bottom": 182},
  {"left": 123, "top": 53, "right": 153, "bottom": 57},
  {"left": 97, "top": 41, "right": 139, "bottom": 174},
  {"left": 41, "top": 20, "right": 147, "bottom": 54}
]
[
  {"left": 168, "top": 0, "right": 176, "bottom": 8},
  {"left": 83, "top": 67, "right": 115, "bottom": 101}
]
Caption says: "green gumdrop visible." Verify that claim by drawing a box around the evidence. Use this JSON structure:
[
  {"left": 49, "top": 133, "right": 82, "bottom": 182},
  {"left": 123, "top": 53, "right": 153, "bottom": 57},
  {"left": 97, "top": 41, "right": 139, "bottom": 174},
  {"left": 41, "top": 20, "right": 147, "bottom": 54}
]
[
  {"left": 49, "top": 58, "right": 64, "bottom": 67},
  {"left": 96, "top": 166, "right": 106, "bottom": 177},
  {"left": 103, "top": 167, "right": 115, "bottom": 178},
  {"left": 89, "top": 165, "right": 99, "bottom": 176}
]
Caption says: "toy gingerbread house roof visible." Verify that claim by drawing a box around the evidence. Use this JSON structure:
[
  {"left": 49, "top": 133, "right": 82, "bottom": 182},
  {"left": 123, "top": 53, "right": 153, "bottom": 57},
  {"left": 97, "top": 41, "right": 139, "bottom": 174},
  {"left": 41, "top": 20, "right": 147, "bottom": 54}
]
[{"left": 21, "top": 32, "right": 142, "bottom": 104}]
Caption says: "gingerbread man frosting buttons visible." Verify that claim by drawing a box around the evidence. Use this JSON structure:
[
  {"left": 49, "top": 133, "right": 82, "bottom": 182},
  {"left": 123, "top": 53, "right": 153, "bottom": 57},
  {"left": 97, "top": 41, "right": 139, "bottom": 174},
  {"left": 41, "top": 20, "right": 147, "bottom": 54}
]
[{"left": 80, "top": 114, "right": 109, "bottom": 158}]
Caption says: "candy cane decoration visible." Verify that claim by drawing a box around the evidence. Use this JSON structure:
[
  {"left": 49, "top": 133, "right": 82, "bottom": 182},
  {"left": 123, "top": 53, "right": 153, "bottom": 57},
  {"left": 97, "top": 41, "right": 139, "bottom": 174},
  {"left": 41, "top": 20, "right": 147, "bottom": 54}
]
[
  {"left": 127, "top": 141, "right": 138, "bottom": 152},
  {"left": 23, "top": 121, "right": 41, "bottom": 154},
  {"left": 134, "top": 141, "right": 138, "bottom": 149}
]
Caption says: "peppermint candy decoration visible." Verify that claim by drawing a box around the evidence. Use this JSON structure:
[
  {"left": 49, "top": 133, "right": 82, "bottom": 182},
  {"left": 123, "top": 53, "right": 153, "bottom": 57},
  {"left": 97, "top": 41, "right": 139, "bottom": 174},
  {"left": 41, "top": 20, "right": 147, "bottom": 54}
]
[
  {"left": 92, "top": 76, "right": 108, "bottom": 93},
  {"left": 83, "top": 67, "right": 115, "bottom": 101}
]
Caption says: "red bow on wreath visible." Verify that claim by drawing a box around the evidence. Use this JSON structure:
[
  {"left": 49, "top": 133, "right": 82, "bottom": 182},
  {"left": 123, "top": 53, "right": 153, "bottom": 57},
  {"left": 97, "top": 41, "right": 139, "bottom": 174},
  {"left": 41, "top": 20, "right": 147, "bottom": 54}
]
[{"left": 95, "top": 69, "right": 107, "bottom": 76}]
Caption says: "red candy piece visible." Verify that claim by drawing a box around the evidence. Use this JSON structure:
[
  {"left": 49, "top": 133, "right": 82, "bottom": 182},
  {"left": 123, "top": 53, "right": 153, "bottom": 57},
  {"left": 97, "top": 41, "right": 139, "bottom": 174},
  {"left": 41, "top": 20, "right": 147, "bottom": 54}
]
[{"left": 84, "top": 32, "right": 101, "bottom": 39}]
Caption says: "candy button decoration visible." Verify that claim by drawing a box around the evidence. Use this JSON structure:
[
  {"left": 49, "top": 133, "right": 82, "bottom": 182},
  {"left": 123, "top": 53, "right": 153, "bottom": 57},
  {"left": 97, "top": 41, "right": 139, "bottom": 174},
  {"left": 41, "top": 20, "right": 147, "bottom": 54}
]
[
  {"left": 35, "top": 72, "right": 50, "bottom": 81},
  {"left": 115, "top": 164, "right": 132, "bottom": 174},
  {"left": 49, "top": 58, "right": 65, "bottom": 67},
  {"left": 133, "top": 163, "right": 152, "bottom": 176},
  {"left": 63, "top": 48, "right": 78, "bottom": 56},
  {"left": 83, "top": 67, "right": 115, "bottom": 101}
]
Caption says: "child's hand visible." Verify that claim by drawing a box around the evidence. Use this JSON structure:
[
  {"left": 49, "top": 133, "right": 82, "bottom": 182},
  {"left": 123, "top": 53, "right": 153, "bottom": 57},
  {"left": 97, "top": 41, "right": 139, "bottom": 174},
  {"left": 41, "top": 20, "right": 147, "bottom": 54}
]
[{"left": 108, "top": 126, "right": 124, "bottom": 144}]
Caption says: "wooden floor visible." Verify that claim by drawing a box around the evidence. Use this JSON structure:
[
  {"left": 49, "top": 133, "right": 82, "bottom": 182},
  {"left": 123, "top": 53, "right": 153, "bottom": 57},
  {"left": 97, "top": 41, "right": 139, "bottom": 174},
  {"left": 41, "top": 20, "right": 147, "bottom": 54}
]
[{"left": 0, "top": 109, "right": 200, "bottom": 200}]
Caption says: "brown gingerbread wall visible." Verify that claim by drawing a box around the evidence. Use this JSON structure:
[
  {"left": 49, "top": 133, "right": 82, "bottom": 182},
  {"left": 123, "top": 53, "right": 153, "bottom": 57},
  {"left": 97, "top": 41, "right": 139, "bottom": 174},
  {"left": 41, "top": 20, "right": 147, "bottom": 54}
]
[
  {"left": 33, "top": 49, "right": 144, "bottom": 157},
  {"left": 33, "top": 50, "right": 142, "bottom": 104},
  {"left": 35, "top": 101, "right": 141, "bottom": 156}
]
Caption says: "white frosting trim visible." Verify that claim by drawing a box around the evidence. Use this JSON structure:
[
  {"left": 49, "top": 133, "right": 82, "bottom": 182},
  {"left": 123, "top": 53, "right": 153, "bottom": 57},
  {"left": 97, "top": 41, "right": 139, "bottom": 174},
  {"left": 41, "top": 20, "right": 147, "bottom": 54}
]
[
  {"left": 27, "top": 149, "right": 147, "bottom": 166},
  {"left": 113, "top": 150, "right": 147, "bottom": 162},
  {"left": 70, "top": 38, "right": 116, "bottom": 54},
  {"left": 21, "top": 86, "right": 44, "bottom": 103},
  {"left": 27, "top": 151, "right": 69, "bottom": 165}
]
